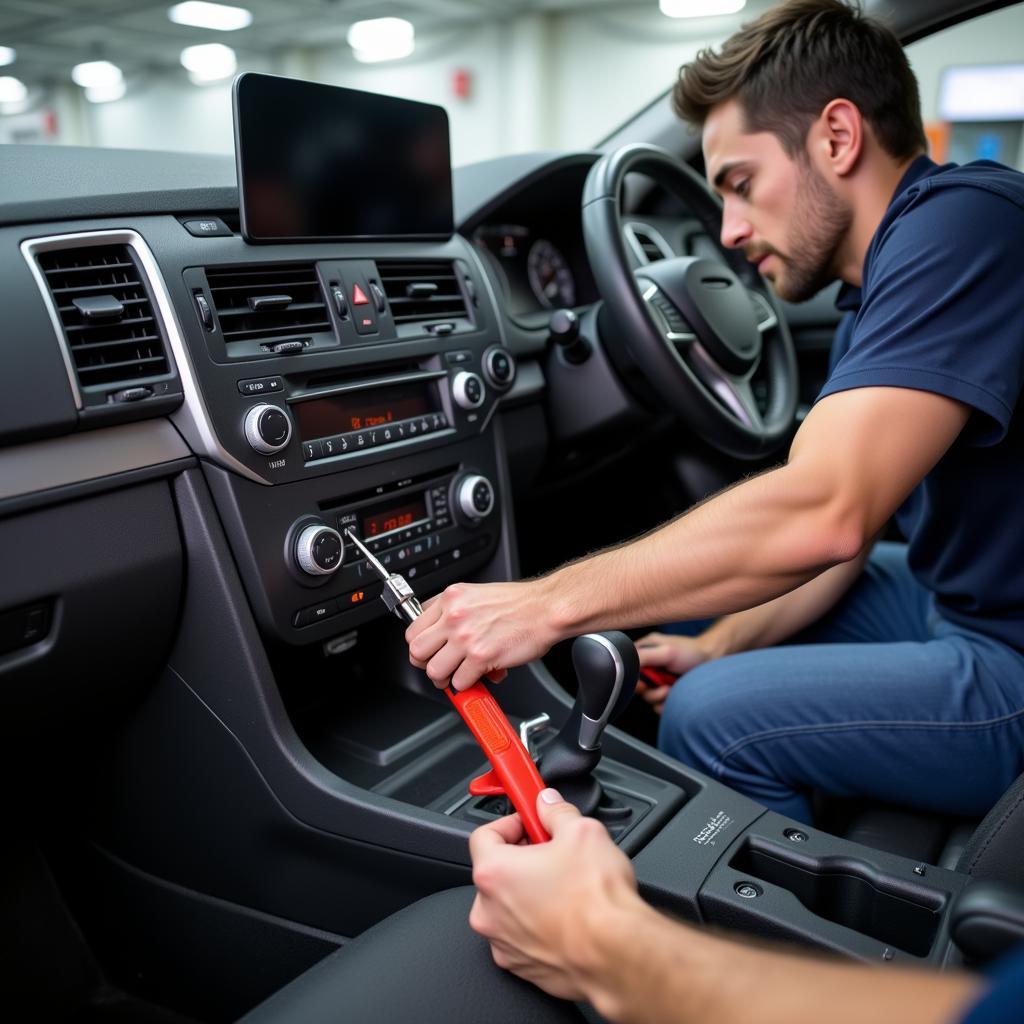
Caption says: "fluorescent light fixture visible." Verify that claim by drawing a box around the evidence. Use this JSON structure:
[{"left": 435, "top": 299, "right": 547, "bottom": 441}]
[
  {"left": 180, "top": 42, "right": 237, "bottom": 82},
  {"left": 0, "top": 75, "right": 27, "bottom": 103},
  {"left": 85, "top": 80, "right": 127, "bottom": 103},
  {"left": 659, "top": 0, "right": 746, "bottom": 17},
  {"left": 168, "top": 2, "right": 252, "bottom": 31},
  {"left": 0, "top": 46, "right": 15, "bottom": 66},
  {"left": 347, "top": 17, "right": 415, "bottom": 63},
  {"left": 939, "top": 64, "right": 1024, "bottom": 121},
  {"left": 71, "top": 60, "right": 123, "bottom": 89}
]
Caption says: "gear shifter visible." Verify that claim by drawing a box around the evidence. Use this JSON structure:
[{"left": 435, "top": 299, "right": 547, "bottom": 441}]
[{"left": 538, "top": 632, "right": 639, "bottom": 816}]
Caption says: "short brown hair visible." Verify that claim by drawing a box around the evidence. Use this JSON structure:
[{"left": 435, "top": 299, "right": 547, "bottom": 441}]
[{"left": 673, "top": 0, "right": 926, "bottom": 161}]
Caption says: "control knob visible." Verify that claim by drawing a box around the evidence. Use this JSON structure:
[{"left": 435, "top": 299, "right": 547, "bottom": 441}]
[
  {"left": 483, "top": 346, "right": 517, "bottom": 390},
  {"left": 295, "top": 523, "right": 345, "bottom": 577},
  {"left": 455, "top": 473, "right": 495, "bottom": 522},
  {"left": 244, "top": 403, "right": 292, "bottom": 455},
  {"left": 451, "top": 370, "right": 486, "bottom": 410}
]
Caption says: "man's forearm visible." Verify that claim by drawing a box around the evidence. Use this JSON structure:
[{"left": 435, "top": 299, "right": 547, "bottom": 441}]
[
  {"left": 578, "top": 897, "right": 980, "bottom": 1024},
  {"left": 543, "top": 461, "right": 862, "bottom": 642},
  {"left": 700, "top": 541, "right": 874, "bottom": 656}
]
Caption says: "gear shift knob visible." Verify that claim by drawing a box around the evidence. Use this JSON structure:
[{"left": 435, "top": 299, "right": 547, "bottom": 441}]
[
  {"left": 573, "top": 632, "right": 640, "bottom": 749},
  {"left": 539, "top": 631, "right": 639, "bottom": 816}
]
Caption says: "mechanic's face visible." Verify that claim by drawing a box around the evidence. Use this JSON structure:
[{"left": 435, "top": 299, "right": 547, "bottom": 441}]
[{"left": 704, "top": 99, "right": 852, "bottom": 302}]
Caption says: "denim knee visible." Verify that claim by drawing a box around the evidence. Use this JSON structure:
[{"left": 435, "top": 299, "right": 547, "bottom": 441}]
[{"left": 657, "top": 659, "right": 730, "bottom": 774}]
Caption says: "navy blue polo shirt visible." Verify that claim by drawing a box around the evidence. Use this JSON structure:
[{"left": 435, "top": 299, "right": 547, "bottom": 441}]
[{"left": 819, "top": 156, "right": 1024, "bottom": 649}]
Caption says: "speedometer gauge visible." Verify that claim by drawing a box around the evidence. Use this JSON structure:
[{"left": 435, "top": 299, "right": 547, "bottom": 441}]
[{"left": 527, "top": 239, "right": 576, "bottom": 309}]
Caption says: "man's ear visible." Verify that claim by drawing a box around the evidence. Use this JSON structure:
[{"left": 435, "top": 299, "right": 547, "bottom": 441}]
[{"left": 810, "top": 98, "right": 863, "bottom": 178}]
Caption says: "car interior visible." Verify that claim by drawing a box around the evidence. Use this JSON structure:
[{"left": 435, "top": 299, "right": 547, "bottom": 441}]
[{"left": 2, "top": 0, "right": 1024, "bottom": 1019}]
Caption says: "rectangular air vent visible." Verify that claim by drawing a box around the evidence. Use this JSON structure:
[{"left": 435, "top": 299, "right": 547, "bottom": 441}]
[
  {"left": 205, "top": 263, "right": 330, "bottom": 345},
  {"left": 38, "top": 245, "right": 169, "bottom": 389},
  {"left": 377, "top": 261, "right": 469, "bottom": 326}
]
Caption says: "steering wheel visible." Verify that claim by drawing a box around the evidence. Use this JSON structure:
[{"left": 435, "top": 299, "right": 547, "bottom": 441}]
[{"left": 582, "top": 144, "right": 798, "bottom": 460}]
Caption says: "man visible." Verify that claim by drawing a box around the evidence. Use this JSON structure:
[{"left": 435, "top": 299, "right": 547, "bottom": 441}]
[{"left": 407, "top": 0, "right": 1024, "bottom": 823}]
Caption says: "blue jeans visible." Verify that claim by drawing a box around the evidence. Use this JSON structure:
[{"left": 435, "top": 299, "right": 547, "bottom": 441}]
[{"left": 657, "top": 543, "right": 1024, "bottom": 823}]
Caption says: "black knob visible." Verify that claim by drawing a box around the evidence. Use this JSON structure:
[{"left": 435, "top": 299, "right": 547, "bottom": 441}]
[
  {"left": 452, "top": 370, "right": 486, "bottom": 410},
  {"left": 549, "top": 309, "right": 588, "bottom": 364},
  {"left": 483, "top": 346, "right": 516, "bottom": 390},
  {"left": 455, "top": 473, "right": 495, "bottom": 521},
  {"left": 572, "top": 632, "right": 639, "bottom": 748}
]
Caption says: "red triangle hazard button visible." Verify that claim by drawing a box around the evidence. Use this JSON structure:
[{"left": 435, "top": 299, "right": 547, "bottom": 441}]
[{"left": 352, "top": 283, "right": 369, "bottom": 306}]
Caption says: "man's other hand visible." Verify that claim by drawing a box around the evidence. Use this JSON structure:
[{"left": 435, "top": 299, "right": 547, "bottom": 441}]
[
  {"left": 405, "top": 579, "right": 561, "bottom": 691},
  {"left": 635, "top": 632, "right": 712, "bottom": 713},
  {"left": 468, "top": 788, "right": 640, "bottom": 1001}
]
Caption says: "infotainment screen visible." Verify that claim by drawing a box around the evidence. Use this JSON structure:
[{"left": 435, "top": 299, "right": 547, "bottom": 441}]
[{"left": 233, "top": 73, "right": 454, "bottom": 243}]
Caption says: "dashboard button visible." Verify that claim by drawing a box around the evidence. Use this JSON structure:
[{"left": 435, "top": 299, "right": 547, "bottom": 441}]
[
  {"left": 302, "top": 440, "right": 322, "bottom": 461},
  {"left": 183, "top": 217, "right": 231, "bottom": 237},
  {"left": 293, "top": 599, "right": 340, "bottom": 628}
]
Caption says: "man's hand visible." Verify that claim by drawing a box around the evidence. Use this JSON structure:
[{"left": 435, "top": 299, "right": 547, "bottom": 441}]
[
  {"left": 406, "top": 578, "right": 562, "bottom": 691},
  {"left": 468, "top": 788, "right": 641, "bottom": 1002},
  {"left": 635, "top": 632, "right": 712, "bottom": 713}
]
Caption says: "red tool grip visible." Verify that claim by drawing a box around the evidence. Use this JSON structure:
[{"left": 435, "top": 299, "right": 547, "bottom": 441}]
[
  {"left": 638, "top": 666, "right": 677, "bottom": 689},
  {"left": 447, "top": 682, "right": 551, "bottom": 844}
]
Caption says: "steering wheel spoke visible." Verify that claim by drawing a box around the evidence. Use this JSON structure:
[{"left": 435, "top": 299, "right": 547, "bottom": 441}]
[
  {"left": 748, "top": 288, "right": 779, "bottom": 334},
  {"left": 687, "top": 344, "right": 764, "bottom": 431}
]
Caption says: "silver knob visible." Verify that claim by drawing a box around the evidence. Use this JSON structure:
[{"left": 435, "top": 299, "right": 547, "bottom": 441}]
[
  {"left": 456, "top": 474, "right": 495, "bottom": 520},
  {"left": 483, "top": 347, "right": 516, "bottom": 390},
  {"left": 295, "top": 524, "right": 344, "bottom": 576},
  {"left": 244, "top": 404, "right": 292, "bottom": 455},
  {"left": 451, "top": 370, "right": 485, "bottom": 410}
]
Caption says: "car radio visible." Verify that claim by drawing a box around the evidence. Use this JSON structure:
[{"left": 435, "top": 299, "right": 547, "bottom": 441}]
[{"left": 283, "top": 466, "right": 497, "bottom": 630}]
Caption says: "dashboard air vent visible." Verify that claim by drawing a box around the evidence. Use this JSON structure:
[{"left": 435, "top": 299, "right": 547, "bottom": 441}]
[
  {"left": 205, "top": 263, "right": 330, "bottom": 345},
  {"left": 377, "top": 261, "right": 468, "bottom": 326},
  {"left": 38, "top": 244, "right": 169, "bottom": 389}
]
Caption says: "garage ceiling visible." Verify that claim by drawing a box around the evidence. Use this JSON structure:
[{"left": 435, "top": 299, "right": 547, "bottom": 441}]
[{"left": 0, "top": 0, "right": 690, "bottom": 89}]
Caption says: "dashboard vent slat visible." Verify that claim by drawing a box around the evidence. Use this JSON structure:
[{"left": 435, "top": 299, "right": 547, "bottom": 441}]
[
  {"left": 377, "top": 261, "right": 468, "bottom": 326},
  {"left": 38, "top": 244, "right": 170, "bottom": 389},
  {"left": 205, "top": 263, "right": 329, "bottom": 345}
]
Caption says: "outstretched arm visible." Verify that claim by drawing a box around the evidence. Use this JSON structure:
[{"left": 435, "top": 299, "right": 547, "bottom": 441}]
[{"left": 409, "top": 386, "right": 968, "bottom": 690}]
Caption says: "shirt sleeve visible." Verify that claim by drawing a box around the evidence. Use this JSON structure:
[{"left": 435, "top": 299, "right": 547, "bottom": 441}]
[{"left": 816, "top": 186, "right": 1024, "bottom": 446}]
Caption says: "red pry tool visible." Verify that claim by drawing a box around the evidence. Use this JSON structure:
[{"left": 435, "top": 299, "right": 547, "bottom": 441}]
[{"left": 344, "top": 529, "right": 550, "bottom": 843}]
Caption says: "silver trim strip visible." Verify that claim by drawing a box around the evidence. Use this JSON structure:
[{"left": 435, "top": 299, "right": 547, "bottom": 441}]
[
  {"left": 576, "top": 633, "right": 625, "bottom": 750},
  {"left": 21, "top": 229, "right": 268, "bottom": 485},
  {"left": 0, "top": 419, "right": 189, "bottom": 502}
]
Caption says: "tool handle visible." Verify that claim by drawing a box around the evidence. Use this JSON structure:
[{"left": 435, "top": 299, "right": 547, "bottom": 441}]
[{"left": 447, "top": 682, "right": 551, "bottom": 844}]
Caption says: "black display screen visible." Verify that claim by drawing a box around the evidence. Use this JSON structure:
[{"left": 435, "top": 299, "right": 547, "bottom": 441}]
[
  {"left": 233, "top": 73, "right": 454, "bottom": 242},
  {"left": 293, "top": 381, "right": 435, "bottom": 441}
]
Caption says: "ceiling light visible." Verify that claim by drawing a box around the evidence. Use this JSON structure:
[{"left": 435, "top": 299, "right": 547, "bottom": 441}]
[
  {"left": 0, "top": 46, "right": 15, "bottom": 66},
  {"left": 180, "top": 42, "right": 237, "bottom": 82},
  {"left": 168, "top": 2, "right": 252, "bottom": 31},
  {"left": 347, "top": 17, "right": 415, "bottom": 63},
  {"left": 0, "top": 75, "right": 26, "bottom": 104},
  {"left": 659, "top": 0, "right": 746, "bottom": 18},
  {"left": 85, "top": 80, "right": 127, "bottom": 103},
  {"left": 71, "top": 60, "right": 123, "bottom": 89}
]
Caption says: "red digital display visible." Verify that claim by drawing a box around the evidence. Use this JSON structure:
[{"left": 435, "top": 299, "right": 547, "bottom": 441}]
[
  {"left": 295, "top": 381, "right": 434, "bottom": 441},
  {"left": 362, "top": 495, "right": 428, "bottom": 538}
]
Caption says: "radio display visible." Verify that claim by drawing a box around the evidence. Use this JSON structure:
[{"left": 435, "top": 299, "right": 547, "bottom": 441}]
[
  {"left": 362, "top": 495, "right": 428, "bottom": 538},
  {"left": 294, "top": 381, "right": 435, "bottom": 441}
]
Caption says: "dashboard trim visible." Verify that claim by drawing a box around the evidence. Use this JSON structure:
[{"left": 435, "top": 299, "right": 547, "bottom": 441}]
[{"left": 0, "top": 418, "right": 190, "bottom": 503}]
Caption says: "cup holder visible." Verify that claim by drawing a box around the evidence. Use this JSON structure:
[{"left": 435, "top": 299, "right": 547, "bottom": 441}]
[{"left": 730, "top": 837, "right": 946, "bottom": 957}]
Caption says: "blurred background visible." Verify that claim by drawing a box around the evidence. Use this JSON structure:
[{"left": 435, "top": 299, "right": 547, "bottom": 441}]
[{"left": 0, "top": 0, "right": 1021, "bottom": 168}]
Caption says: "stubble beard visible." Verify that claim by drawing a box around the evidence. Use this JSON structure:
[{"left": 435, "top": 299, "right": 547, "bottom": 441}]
[{"left": 768, "top": 161, "right": 852, "bottom": 303}]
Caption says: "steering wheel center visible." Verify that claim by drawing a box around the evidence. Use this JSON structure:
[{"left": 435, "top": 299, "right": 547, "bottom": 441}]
[{"left": 643, "top": 256, "right": 762, "bottom": 375}]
